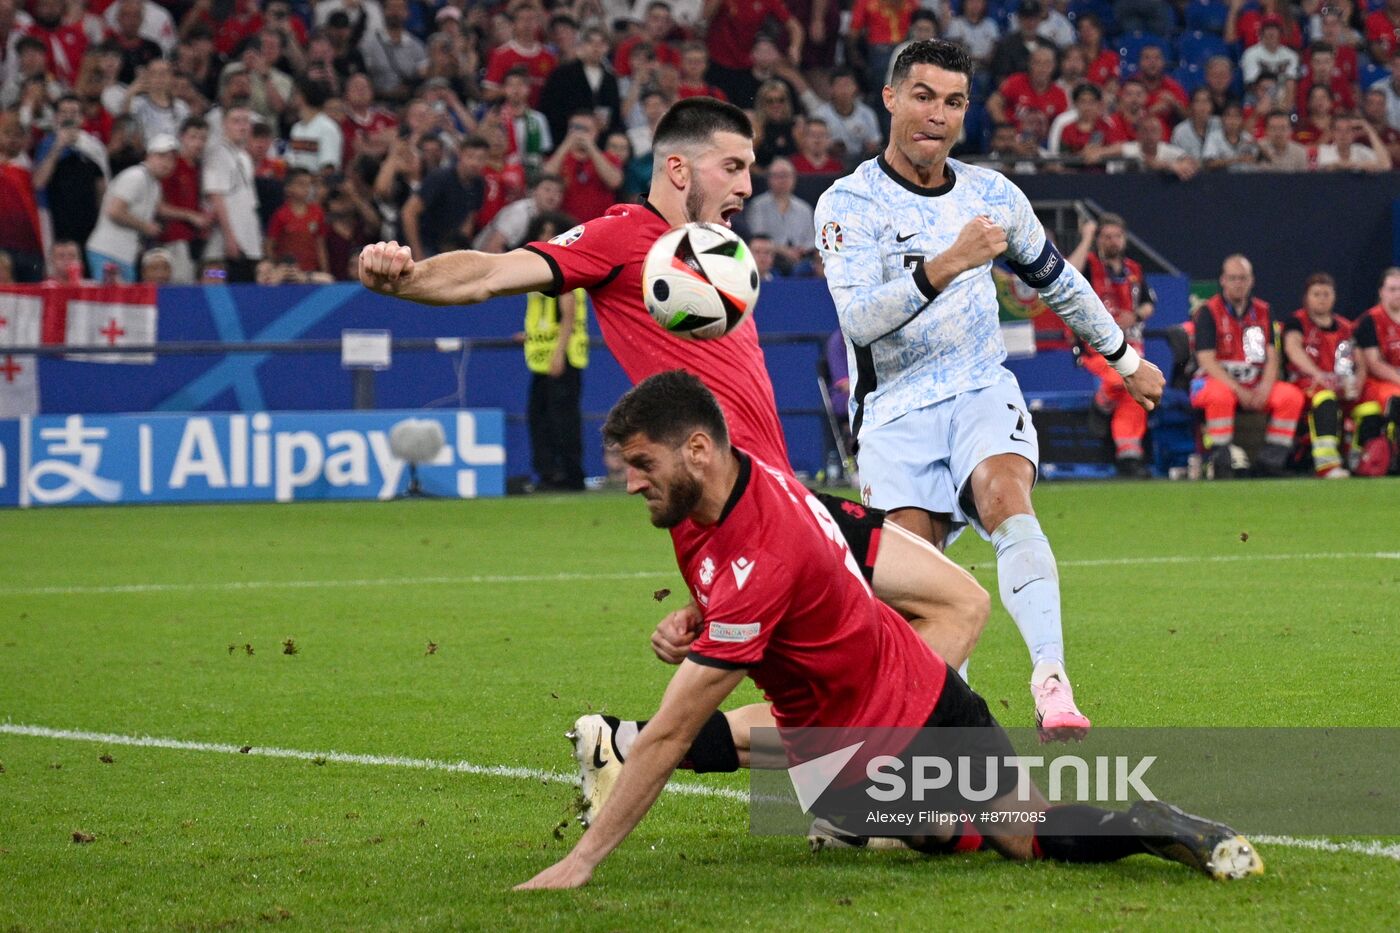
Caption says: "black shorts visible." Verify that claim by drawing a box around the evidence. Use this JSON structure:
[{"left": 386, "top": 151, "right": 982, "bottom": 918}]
[
  {"left": 813, "top": 491, "right": 885, "bottom": 583},
  {"left": 811, "top": 673, "right": 1022, "bottom": 829}
]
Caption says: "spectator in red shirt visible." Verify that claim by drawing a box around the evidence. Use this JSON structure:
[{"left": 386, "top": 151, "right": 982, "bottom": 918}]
[
  {"left": 266, "top": 168, "right": 328, "bottom": 274},
  {"left": 1227, "top": 0, "right": 1303, "bottom": 50},
  {"left": 1136, "top": 44, "right": 1188, "bottom": 129},
  {"left": 160, "top": 116, "right": 213, "bottom": 284},
  {"left": 1074, "top": 12, "right": 1118, "bottom": 93},
  {"left": 477, "top": 113, "right": 527, "bottom": 231},
  {"left": 987, "top": 45, "right": 1068, "bottom": 137},
  {"left": 484, "top": 4, "right": 557, "bottom": 106},
  {"left": 850, "top": 0, "right": 918, "bottom": 93},
  {"left": 1107, "top": 77, "right": 1148, "bottom": 142},
  {"left": 0, "top": 112, "right": 44, "bottom": 281},
  {"left": 677, "top": 41, "right": 727, "bottom": 100},
  {"left": 702, "top": 0, "right": 803, "bottom": 104},
  {"left": 790, "top": 118, "right": 842, "bottom": 173},
  {"left": 1316, "top": 7, "right": 1360, "bottom": 86},
  {"left": 615, "top": 2, "right": 682, "bottom": 78},
  {"left": 1293, "top": 84, "right": 1336, "bottom": 146},
  {"left": 205, "top": 0, "right": 264, "bottom": 59},
  {"left": 541, "top": 110, "right": 623, "bottom": 223},
  {"left": 1362, "top": 87, "right": 1400, "bottom": 164},
  {"left": 339, "top": 73, "right": 397, "bottom": 167},
  {"left": 1297, "top": 43, "right": 1358, "bottom": 113},
  {"left": 1366, "top": 0, "right": 1400, "bottom": 64},
  {"left": 1054, "top": 82, "right": 1122, "bottom": 157},
  {"left": 23, "top": 0, "right": 88, "bottom": 87}
]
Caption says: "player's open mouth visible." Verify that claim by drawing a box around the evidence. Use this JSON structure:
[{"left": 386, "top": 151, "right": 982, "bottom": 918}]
[{"left": 719, "top": 205, "right": 742, "bottom": 226}]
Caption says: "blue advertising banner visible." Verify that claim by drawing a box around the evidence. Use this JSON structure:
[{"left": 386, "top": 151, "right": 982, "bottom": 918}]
[
  {"left": 0, "top": 417, "right": 19, "bottom": 508},
  {"left": 4, "top": 409, "right": 503, "bottom": 508}
]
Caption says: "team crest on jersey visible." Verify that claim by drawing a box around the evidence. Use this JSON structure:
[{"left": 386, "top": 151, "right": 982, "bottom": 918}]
[
  {"left": 820, "top": 221, "right": 843, "bottom": 252},
  {"left": 699, "top": 556, "right": 716, "bottom": 586},
  {"left": 549, "top": 224, "right": 585, "bottom": 247}
]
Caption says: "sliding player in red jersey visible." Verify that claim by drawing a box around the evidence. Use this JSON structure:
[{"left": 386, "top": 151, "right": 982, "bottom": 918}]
[{"left": 514, "top": 371, "right": 1263, "bottom": 890}]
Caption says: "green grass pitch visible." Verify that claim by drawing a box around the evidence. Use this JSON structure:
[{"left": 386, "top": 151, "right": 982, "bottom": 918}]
[{"left": 2, "top": 479, "right": 1398, "bottom": 930}]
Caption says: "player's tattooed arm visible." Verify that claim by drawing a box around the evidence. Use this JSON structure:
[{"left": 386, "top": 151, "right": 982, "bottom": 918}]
[
  {"left": 359, "top": 241, "right": 555, "bottom": 306},
  {"left": 515, "top": 660, "right": 746, "bottom": 890}
]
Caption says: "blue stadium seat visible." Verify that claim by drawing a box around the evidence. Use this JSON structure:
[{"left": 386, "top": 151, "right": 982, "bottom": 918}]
[
  {"left": 1178, "top": 30, "right": 1229, "bottom": 68},
  {"left": 1118, "top": 31, "right": 1172, "bottom": 70},
  {"left": 1183, "top": 0, "right": 1229, "bottom": 34},
  {"left": 1067, "top": 0, "right": 1116, "bottom": 33},
  {"left": 1174, "top": 63, "right": 1205, "bottom": 93},
  {"left": 1361, "top": 63, "right": 1388, "bottom": 90}
]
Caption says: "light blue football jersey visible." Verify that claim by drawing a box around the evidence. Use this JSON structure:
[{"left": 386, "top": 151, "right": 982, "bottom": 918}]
[{"left": 815, "top": 156, "right": 1125, "bottom": 434}]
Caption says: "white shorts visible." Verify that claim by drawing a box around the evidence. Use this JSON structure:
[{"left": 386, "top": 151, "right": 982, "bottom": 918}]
[{"left": 856, "top": 369, "right": 1038, "bottom": 544}]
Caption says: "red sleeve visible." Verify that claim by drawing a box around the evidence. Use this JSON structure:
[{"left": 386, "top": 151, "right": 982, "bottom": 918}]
[
  {"left": 613, "top": 37, "right": 633, "bottom": 75},
  {"left": 1165, "top": 78, "right": 1188, "bottom": 106},
  {"left": 521, "top": 211, "right": 630, "bottom": 294},
  {"left": 997, "top": 73, "right": 1021, "bottom": 100},
  {"left": 768, "top": 0, "right": 795, "bottom": 24},
  {"left": 484, "top": 49, "right": 510, "bottom": 87},
  {"left": 687, "top": 555, "right": 792, "bottom": 669},
  {"left": 267, "top": 207, "right": 286, "bottom": 240},
  {"left": 850, "top": 0, "right": 868, "bottom": 32}
]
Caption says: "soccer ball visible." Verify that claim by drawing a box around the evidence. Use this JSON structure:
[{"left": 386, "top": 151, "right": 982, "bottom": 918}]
[{"left": 642, "top": 223, "right": 760, "bottom": 340}]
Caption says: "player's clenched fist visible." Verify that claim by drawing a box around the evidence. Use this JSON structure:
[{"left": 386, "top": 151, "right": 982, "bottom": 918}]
[
  {"left": 651, "top": 602, "right": 703, "bottom": 664},
  {"left": 948, "top": 215, "right": 1008, "bottom": 271},
  {"left": 1124, "top": 358, "right": 1166, "bottom": 412},
  {"left": 358, "top": 241, "right": 416, "bottom": 294}
]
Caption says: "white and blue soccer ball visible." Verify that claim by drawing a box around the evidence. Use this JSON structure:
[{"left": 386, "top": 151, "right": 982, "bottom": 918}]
[{"left": 642, "top": 223, "right": 760, "bottom": 340}]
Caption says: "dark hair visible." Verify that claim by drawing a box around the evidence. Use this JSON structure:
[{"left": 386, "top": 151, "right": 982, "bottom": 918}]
[
  {"left": 1309, "top": 41, "right": 1335, "bottom": 56},
  {"left": 603, "top": 370, "right": 729, "bottom": 449},
  {"left": 524, "top": 210, "right": 577, "bottom": 245},
  {"left": 652, "top": 97, "right": 752, "bottom": 154},
  {"left": 250, "top": 121, "right": 274, "bottom": 138},
  {"left": 534, "top": 172, "right": 564, "bottom": 188},
  {"left": 1097, "top": 211, "right": 1126, "bottom": 230},
  {"left": 504, "top": 65, "right": 531, "bottom": 82},
  {"left": 910, "top": 8, "right": 937, "bottom": 26},
  {"left": 56, "top": 93, "right": 81, "bottom": 110},
  {"left": 179, "top": 116, "right": 209, "bottom": 134},
  {"left": 16, "top": 36, "right": 44, "bottom": 55},
  {"left": 460, "top": 133, "right": 490, "bottom": 151},
  {"left": 1072, "top": 82, "right": 1102, "bottom": 102},
  {"left": 297, "top": 78, "right": 330, "bottom": 109},
  {"left": 284, "top": 166, "right": 312, "bottom": 184},
  {"left": 1304, "top": 272, "right": 1335, "bottom": 290},
  {"left": 890, "top": 39, "right": 973, "bottom": 88}
]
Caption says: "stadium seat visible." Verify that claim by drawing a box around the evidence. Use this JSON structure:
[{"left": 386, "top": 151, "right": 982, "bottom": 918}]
[
  {"left": 1183, "top": 0, "right": 1229, "bottom": 34},
  {"left": 1067, "top": 0, "right": 1116, "bottom": 32},
  {"left": 1361, "top": 63, "right": 1388, "bottom": 90},
  {"left": 1173, "top": 63, "right": 1205, "bottom": 93},
  {"left": 1118, "top": 31, "right": 1172, "bottom": 70},
  {"left": 1178, "top": 30, "right": 1229, "bottom": 68}
]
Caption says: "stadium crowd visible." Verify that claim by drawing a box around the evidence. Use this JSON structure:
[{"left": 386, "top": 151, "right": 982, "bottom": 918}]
[{"left": 0, "top": 0, "right": 1396, "bottom": 287}]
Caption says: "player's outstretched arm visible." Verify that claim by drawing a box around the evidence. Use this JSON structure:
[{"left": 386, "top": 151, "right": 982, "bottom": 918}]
[
  {"left": 514, "top": 660, "right": 745, "bottom": 890},
  {"left": 358, "top": 241, "right": 554, "bottom": 307}
]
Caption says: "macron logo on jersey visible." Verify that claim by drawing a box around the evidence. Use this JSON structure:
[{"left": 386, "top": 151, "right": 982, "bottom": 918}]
[
  {"left": 731, "top": 557, "right": 755, "bottom": 589},
  {"left": 708, "top": 622, "right": 760, "bottom": 643}
]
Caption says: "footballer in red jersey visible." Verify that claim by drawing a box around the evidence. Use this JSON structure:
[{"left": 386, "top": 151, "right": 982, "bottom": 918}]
[
  {"left": 1281, "top": 273, "right": 1358, "bottom": 477},
  {"left": 514, "top": 372, "right": 1264, "bottom": 890},
  {"left": 1352, "top": 267, "right": 1400, "bottom": 474},
  {"left": 359, "top": 95, "right": 987, "bottom": 742}
]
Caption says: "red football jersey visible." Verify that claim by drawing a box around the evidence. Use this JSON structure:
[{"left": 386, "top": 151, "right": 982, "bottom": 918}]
[
  {"left": 267, "top": 203, "right": 326, "bottom": 272},
  {"left": 484, "top": 43, "right": 557, "bottom": 105},
  {"left": 997, "top": 73, "right": 1070, "bottom": 130},
  {"left": 1366, "top": 10, "right": 1400, "bottom": 60},
  {"left": 1086, "top": 48, "right": 1120, "bottom": 87},
  {"left": 681, "top": 452, "right": 945, "bottom": 731},
  {"left": 523, "top": 202, "right": 790, "bottom": 468},
  {"left": 340, "top": 109, "right": 397, "bottom": 165},
  {"left": 706, "top": 0, "right": 795, "bottom": 70},
  {"left": 479, "top": 162, "right": 526, "bottom": 229},
  {"left": 1355, "top": 305, "right": 1400, "bottom": 369},
  {"left": 1284, "top": 310, "right": 1353, "bottom": 384},
  {"left": 1059, "top": 117, "right": 1125, "bottom": 154},
  {"left": 160, "top": 157, "right": 202, "bottom": 244}
]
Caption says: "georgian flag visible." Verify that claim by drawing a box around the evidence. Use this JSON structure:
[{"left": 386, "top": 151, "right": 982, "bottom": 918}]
[
  {"left": 61, "top": 285, "right": 159, "bottom": 365},
  {"left": 0, "top": 291, "right": 43, "bottom": 417}
]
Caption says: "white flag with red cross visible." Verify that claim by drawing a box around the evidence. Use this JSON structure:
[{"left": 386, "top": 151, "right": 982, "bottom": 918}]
[
  {"left": 0, "top": 291, "right": 43, "bottom": 416},
  {"left": 61, "top": 285, "right": 159, "bottom": 364}
]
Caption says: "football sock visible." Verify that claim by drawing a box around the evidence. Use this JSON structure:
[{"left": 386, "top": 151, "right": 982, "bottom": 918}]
[
  {"left": 990, "top": 514, "right": 1065, "bottom": 674},
  {"left": 610, "top": 712, "right": 738, "bottom": 773},
  {"left": 1032, "top": 805, "right": 1146, "bottom": 863}
]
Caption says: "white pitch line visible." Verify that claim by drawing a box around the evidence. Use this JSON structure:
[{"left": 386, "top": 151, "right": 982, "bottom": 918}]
[
  {"left": 4, "top": 552, "right": 1398, "bottom": 597},
  {"left": 2, "top": 723, "right": 1395, "bottom": 862},
  {"left": 0, "top": 723, "right": 747, "bottom": 802},
  {"left": 0, "top": 570, "right": 677, "bottom": 597}
]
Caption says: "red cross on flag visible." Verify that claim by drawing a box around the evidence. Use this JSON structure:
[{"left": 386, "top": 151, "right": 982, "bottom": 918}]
[
  {"left": 61, "top": 284, "right": 158, "bottom": 364},
  {"left": 0, "top": 291, "right": 43, "bottom": 416}
]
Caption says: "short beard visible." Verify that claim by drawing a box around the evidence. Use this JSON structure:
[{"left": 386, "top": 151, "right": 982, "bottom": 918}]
[
  {"left": 650, "top": 472, "right": 703, "bottom": 528},
  {"left": 683, "top": 183, "right": 705, "bottom": 225}
]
